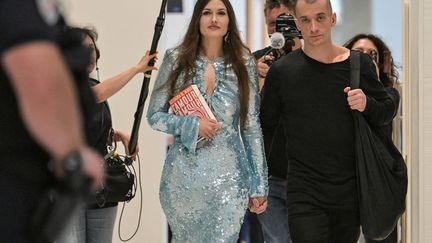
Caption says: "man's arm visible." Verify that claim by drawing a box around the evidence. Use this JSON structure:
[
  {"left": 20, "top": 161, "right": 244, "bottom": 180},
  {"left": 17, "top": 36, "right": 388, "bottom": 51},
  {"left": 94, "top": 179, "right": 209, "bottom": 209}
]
[
  {"left": 260, "top": 63, "right": 283, "bottom": 155},
  {"left": 2, "top": 41, "right": 103, "bottom": 185},
  {"left": 345, "top": 54, "right": 396, "bottom": 127}
]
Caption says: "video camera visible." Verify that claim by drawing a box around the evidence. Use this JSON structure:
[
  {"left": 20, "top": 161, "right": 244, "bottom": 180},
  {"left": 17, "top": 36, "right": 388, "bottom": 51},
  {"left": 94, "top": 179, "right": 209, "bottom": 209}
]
[
  {"left": 265, "top": 13, "right": 302, "bottom": 66},
  {"left": 275, "top": 13, "right": 302, "bottom": 50}
]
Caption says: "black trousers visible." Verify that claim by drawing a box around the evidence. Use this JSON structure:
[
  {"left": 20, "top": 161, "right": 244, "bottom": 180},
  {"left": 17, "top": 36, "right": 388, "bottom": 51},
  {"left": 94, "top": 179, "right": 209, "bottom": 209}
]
[
  {"left": 288, "top": 201, "right": 360, "bottom": 243},
  {"left": 0, "top": 155, "right": 49, "bottom": 243},
  {"left": 0, "top": 172, "right": 43, "bottom": 242}
]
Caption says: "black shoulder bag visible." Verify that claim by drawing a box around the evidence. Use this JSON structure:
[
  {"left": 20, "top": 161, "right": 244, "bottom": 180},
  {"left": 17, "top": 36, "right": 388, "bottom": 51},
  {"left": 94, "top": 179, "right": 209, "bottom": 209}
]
[
  {"left": 95, "top": 129, "right": 136, "bottom": 207},
  {"left": 350, "top": 51, "right": 408, "bottom": 240}
]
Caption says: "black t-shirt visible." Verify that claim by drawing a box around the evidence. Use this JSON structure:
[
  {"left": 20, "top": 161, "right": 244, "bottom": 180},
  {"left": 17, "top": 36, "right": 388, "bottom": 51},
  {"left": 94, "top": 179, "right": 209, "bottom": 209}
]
[
  {"left": 88, "top": 78, "right": 113, "bottom": 156},
  {"left": 0, "top": 0, "right": 63, "bottom": 179},
  {"left": 88, "top": 78, "right": 118, "bottom": 208},
  {"left": 0, "top": 0, "right": 93, "bottom": 181},
  {"left": 254, "top": 46, "right": 289, "bottom": 179},
  {"left": 261, "top": 49, "right": 396, "bottom": 208}
]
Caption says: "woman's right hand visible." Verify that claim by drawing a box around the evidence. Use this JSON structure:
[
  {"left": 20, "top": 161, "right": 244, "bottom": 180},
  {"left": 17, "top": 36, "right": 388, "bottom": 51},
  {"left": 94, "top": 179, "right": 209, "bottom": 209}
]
[
  {"left": 257, "top": 54, "right": 273, "bottom": 78},
  {"left": 198, "top": 118, "right": 220, "bottom": 139}
]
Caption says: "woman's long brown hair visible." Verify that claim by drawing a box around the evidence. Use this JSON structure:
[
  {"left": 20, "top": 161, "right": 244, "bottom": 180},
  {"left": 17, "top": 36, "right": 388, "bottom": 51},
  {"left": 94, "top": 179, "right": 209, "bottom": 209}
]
[{"left": 164, "top": 0, "right": 252, "bottom": 127}]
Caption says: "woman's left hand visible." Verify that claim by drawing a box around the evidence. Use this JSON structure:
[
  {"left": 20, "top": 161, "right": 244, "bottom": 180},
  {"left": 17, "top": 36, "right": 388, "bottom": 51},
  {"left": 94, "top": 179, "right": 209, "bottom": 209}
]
[
  {"left": 113, "top": 129, "right": 139, "bottom": 160},
  {"left": 248, "top": 196, "right": 267, "bottom": 214},
  {"left": 135, "top": 50, "right": 159, "bottom": 73}
]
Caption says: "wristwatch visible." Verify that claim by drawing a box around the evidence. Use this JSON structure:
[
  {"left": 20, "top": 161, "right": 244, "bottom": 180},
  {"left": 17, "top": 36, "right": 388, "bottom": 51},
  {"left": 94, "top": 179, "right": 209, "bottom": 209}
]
[{"left": 61, "top": 151, "right": 83, "bottom": 173}]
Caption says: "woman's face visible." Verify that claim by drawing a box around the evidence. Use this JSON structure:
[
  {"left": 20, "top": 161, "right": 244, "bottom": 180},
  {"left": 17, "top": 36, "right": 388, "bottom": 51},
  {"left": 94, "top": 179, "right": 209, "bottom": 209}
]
[
  {"left": 352, "top": 38, "right": 379, "bottom": 64},
  {"left": 199, "top": 0, "right": 229, "bottom": 41},
  {"left": 83, "top": 35, "right": 97, "bottom": 74}
]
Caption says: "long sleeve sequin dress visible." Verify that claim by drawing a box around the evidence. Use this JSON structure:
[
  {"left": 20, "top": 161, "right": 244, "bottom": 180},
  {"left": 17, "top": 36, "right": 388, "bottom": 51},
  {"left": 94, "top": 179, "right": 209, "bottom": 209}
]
[{"left": 147, "top": 49, "right": 268, "bottom": 243}]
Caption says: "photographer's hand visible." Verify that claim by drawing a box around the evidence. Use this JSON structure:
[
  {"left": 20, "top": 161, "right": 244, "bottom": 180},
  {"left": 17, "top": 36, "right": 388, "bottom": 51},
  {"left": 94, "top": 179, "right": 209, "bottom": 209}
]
[{"left": 257, "top": 54, "right": 273, "bottom": 78}]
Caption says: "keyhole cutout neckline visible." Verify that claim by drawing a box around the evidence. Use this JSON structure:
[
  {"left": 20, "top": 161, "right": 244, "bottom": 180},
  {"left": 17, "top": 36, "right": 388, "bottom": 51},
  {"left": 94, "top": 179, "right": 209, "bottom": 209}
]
[{"left": 200, "top": 55, "right": 223, "bottom": 97}]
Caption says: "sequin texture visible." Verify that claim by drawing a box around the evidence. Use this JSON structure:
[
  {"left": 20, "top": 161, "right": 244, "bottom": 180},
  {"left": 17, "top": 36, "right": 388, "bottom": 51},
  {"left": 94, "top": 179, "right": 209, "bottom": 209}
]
[{"left": 147, "top": 49, "right": 268, "bottom": 242}]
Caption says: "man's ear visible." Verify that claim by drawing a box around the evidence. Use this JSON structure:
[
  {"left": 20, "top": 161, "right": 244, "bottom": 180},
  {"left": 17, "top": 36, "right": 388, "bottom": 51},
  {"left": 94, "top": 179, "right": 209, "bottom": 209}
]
[{"left": 331, "top": 12, "right": 337, "bottom": 27}]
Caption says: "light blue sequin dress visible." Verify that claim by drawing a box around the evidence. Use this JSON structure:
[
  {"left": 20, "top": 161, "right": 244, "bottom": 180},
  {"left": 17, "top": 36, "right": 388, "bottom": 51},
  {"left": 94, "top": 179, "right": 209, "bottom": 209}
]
[{"left": 147, "top": 49, "right": 268, "bottom": 243}]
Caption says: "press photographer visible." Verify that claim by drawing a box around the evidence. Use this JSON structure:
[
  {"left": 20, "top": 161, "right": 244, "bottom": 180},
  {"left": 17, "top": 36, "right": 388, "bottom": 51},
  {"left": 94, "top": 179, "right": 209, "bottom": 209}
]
[
  {"left": 263, "top": 13, "right": 302, "bottom": 66},
  {"left": 255, "top": 11, "right": 302, "bottom": 85}
]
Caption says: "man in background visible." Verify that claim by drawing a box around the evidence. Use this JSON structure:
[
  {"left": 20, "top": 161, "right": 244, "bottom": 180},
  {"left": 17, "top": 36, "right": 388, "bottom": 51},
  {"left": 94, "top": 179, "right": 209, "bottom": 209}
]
[{"left": 0, "top": 1, "right": 104, "bottom": 242}]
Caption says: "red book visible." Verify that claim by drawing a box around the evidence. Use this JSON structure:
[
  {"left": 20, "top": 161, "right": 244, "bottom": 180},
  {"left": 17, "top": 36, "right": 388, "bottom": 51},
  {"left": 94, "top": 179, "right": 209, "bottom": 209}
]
[{"left": 169, "top": 85, "right": 216, "bottom": 120}]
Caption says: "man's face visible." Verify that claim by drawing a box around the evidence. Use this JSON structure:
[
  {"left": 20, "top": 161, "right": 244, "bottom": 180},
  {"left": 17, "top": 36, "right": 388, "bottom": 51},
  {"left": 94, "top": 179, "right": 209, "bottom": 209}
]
[
  {"left": 266, "top": 5, "right": 290, "bottom": 35},
  {"left": 294, "top": 0, "right": 336, "bottom": 48}
]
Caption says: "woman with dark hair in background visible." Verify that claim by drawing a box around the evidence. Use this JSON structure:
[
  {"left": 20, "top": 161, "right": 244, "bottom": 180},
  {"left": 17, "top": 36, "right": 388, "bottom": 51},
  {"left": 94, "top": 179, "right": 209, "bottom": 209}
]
[
  {"left": 344, "top": 33, "right": 400, "bottom": 243},
  {"left": 344, "top": 33, "right": 399, "bottom": 89},
  {"left": 146, "top": 0, "right": 268, "bottom": 242},
  {"left": 58, "top": 26, "right": 157, "bottom": 243}
]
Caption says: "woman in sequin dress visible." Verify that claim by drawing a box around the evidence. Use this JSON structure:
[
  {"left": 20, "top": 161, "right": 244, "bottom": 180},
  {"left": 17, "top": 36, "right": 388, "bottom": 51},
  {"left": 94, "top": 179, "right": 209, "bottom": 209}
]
[{"left": 146, "top": 0, "right": 268, "bottom": 242}]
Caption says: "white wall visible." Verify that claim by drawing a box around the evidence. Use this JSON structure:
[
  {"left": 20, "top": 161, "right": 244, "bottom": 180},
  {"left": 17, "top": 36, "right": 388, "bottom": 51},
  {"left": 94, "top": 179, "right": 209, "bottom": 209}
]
[
  {"left": 66, "top": 1, "right": 165, "bottom": 242},
  {"left": 332, "top": 0, "right": 372, "bottom": 45},
  {"left": 231, "top": 0, "right": 247, "bottom": 42},
  {"left": 371, "top": 0, "right": 403, "bottom": 70},
  {"left": 160, "top": 0, "right": 195, "bottom": 52},
  {"left": 331, "top": 0, "right": 403, "bottom": 75}
]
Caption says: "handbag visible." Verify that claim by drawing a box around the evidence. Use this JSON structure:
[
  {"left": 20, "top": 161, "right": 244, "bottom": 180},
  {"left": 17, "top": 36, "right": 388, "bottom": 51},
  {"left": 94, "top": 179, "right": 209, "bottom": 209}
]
[
  {"left": 95, "top": 132, "right": 136, "bottom": 207},
  {"left": 350, "top": 51, "right": 408, "bottom": 240}
]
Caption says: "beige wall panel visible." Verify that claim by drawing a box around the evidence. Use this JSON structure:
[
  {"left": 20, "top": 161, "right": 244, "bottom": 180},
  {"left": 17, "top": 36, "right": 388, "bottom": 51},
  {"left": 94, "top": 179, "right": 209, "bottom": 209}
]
[
  {"left": 422, "top": 0, "right": 432, "bottom": 242},
  {"left": 409, "top": 0, "right": 432, "bottom": 242}
]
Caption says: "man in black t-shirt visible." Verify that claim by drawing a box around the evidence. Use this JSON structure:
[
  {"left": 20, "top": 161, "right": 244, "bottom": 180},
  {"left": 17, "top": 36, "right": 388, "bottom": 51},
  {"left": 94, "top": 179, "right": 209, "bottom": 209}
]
[
  {"left": 260, "top": 0, "right": 396, "bottom": 242},
  {"left": 0, "top": 1, "right": 104, "bottom": 242}
]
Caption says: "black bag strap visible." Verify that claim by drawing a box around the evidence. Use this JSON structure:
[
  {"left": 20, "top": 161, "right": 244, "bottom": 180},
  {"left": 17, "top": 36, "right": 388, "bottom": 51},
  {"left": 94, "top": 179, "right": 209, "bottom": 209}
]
[{"left": 350, "top": 51, "right": 361, "bottom": 89}]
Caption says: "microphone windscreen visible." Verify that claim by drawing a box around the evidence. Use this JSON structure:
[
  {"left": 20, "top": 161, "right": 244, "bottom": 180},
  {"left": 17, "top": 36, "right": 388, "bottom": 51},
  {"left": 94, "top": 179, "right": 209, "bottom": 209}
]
[{"left": 270, "top": 32, "right": 285, "bottom": 50}]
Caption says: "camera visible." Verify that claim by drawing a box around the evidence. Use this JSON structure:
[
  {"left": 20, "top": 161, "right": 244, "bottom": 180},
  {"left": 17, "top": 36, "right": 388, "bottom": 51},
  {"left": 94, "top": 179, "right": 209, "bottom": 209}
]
[
  {"left": 265, "top": 13, "right": 302, "bottom": 66},
  {"left": 275, "top": 13, "right": 302, "bottom": 53}
]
